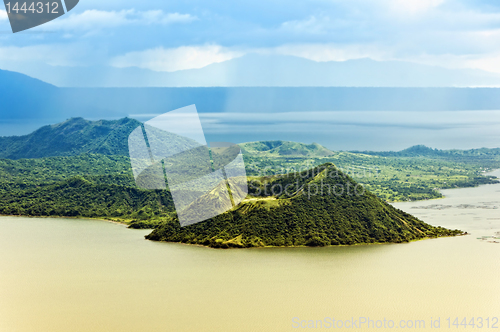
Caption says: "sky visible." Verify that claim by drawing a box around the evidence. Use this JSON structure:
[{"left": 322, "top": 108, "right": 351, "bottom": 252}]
[
  {"left": 3, "top": 0, "right": 500, "bottom": 74},
  {"left": 3, "top": 0, "right": 500, "bottom": 149}
]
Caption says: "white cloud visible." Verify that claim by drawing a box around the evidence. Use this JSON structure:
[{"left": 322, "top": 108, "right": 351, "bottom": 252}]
[
  {"left": 0, "top": 9, "right": 8, "bottom": 21},
  {"left": 463, "top": 53, "right": 500, "bottom": 74},
  {"left": 386, "top": 0, "right": 445, "bottom": 15},
  {"left": 274, "top": 1, "right": 500, "bottom": 74},
  {"left": 139, "top": 11, "right": 196, "bottom": 25},
  {"left": 5, "top": 0, "right": 500, "bottom": 78},
  {"left": 267, "top": 43, "right": 388, "bottom": 62},
  {"left": 280, "top": 16, "right": 331, "bottom": 35},
  {"left": 108, "top": 41, "right": 500, "bottom": 76},
  {"left": 111, "top": 45, "right": 243, "bottom": 72},
  {"left": 44, "top": 9, "right": 197, "bottom": 31},
  {"left": 0, "top": 44, "right": 93, "bottom": 66}
]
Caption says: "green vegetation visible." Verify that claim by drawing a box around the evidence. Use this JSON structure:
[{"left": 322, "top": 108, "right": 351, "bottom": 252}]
[
  {"left": 0, "top": 154, "right": 135, "bottom": 185},
  {"left": 0, "top": 141, "right": 498, "bottom": 228},
  {"left": 0, "top": 154, "right": 175, "bottom": 225},
  {"left": 0, "top": 117, "right": 140, "bottom": 159},
  {"left": 243, "top": 142, "right": 500, "bottom": 202},
  {"left": 0, "top": 119, "right": 498, "bottom": 243},
  {"left": 240, "top": 141, "right": 334, "bottom": 157},
  {"left": 0, "top": 175, "right": 175, "bottom": 224},
  {"left": 147, "top": 163, "right": 463, "bottom": 248}
]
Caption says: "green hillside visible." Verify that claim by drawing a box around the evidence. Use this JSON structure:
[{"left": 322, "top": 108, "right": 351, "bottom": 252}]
[
  {"left": 0, "top": 117, "right": 141, "bottom": 159},
  {"left": 147, "top": 163, "right": 462, "bottom": 248},
  {"left": 355, "top": 144, "right": 500, "bottom": 160},
  {"left": 0, "top": 153, "right": 174, "bottom": 226},
  {"left": 0, "top": 174, "right": 175, "bottom": 225},
  {"left": 240, "top": 140, "right": 334, "bottom": 157},
  {"left": 0, "top": 154, "right": 134, "bottom": 185},
  {"left": 0, "top": 118, "right": 498, "bottom": 232}
]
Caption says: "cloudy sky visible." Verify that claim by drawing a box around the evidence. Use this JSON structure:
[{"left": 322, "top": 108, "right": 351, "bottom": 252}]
[{"left": 2, "top": 0, "right": 500, "bottom": 74}]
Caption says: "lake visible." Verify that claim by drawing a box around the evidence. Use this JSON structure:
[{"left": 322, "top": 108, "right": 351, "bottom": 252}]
[{"left": 1, "top": 174, "right": 499, "bottom": 331}]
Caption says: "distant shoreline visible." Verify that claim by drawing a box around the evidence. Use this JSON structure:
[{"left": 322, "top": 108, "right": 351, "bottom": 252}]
[
  {"left": 0, "top": 213, "right": 466, "bottom": 250},
  {"left": 148, "top": 232, "right": 467, "bottom": 250},
  {"left": 0, "top": 214, "right": 131, "bottom": 227},
  {"left": 3, "top": 169, "right": 496, "bottom": 248}
]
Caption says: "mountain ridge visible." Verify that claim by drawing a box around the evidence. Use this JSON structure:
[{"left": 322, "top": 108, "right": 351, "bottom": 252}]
[
  {"left": 3, "top": 117, "right": 500, "bottom": 161},
  {"left": 0, "top": 118, "right": 337, "bottom": 159},
  {"left": 7, "top": 65, "right": 500, "bottom": 136},
  {"left": 353, "top": 144, "right": 500, "bottom": 157},
  {"left": 5, "top": 54, "right": 500, "bottom": 87},
  {"left": 240, "top": 140, "right": 335, "bottom": 157},
  {"left": 0, "top": 117, "right": 142, "bottom": 159}
]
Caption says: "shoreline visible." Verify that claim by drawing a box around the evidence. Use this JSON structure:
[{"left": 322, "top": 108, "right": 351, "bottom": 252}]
[
  {"left": 0, "top": 213, "right": 465, "bottom": 250},
  {"left": 0, "top": 214, "right": 131, "bottom": 227},
  {"left": 148, "top": 232, "right": 467, "bottom": 250},
  {"left": 3, "top": 169, "right": 494, "bottom": 249}
]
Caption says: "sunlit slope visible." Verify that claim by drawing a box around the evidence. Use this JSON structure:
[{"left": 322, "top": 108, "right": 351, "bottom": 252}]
[
  {"left": 0, "top": 118, "right": 141, "bottom": 159},
  {"left": 147, "top": 163, "right": 462, "bottom": 248},
  {"left": 240, "top": 140, "right": 334, "bottom": 157}
]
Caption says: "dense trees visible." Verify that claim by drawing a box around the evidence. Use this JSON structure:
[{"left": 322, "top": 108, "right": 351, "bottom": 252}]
[
  {"left": 0, "top": 117, "right": 141, "bottom": 159},
  {"left": 244, "top": 148, "right": 500, "bottom": 202},
  {"left": 0, "top": 122, "right": 497, "bottom": 243},
  {"left": 0, "top": 175, "right": 175, "bottom": 221},
  {"left": 147, "top": 164, "right": 463, "bottom": 248}
]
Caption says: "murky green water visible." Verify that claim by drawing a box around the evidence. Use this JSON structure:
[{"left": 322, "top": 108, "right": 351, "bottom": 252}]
[{"left": 1, "top": 174, "right": 499, "bottom": 331}]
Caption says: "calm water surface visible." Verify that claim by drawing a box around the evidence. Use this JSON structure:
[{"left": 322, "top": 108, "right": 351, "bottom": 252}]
[{"left": 1, "top": 174, "right": 499, "bottom": 331}]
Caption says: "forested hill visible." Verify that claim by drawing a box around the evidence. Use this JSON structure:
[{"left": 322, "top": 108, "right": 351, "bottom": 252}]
[
  {"left": 0, "top": 117, "right": 141, "bottom": 159},
  {"left": 240, "top": 141, "right": 334, "bottom": 157},
  {"left": 354, "top": 145, "right": 500, "bottom": 158},
  {"left": 0, "top": 117, "right": 337, "bottom": 160},
  {"left": 0, "top": 117, "right": 498, "bottom": 217},
  {"left": 147, "top": 163, "right": 462, "bottom": 248}
]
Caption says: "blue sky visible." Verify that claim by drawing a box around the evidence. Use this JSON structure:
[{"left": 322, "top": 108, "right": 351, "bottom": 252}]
[
  {"left": 3, "top": 0, "right": 500, "bottom": 73},
  {"left": 3, "top": 0, "right": 500, "bottom": 148}
]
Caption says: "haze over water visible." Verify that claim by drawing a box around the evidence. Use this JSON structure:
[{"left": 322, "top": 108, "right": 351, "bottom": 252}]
[{"left": 1, "top": 173, "right": 499, "bottom": 332}]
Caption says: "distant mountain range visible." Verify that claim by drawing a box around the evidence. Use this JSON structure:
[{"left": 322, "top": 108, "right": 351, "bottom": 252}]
[
  {"left": 1, "top": 69, "right": 57, "bottom": 121},
  {"left": 5, "top": 54, "right": 500, "bottom": 88},
  {"left": 5, "top": 67, "right": 500, "bottom": 132},
  {"left": 4, "top": 68, "right": 500, "bottom": 150},
  {"left": 354, "top": 144, "right": 500, "bottom": 157}
]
